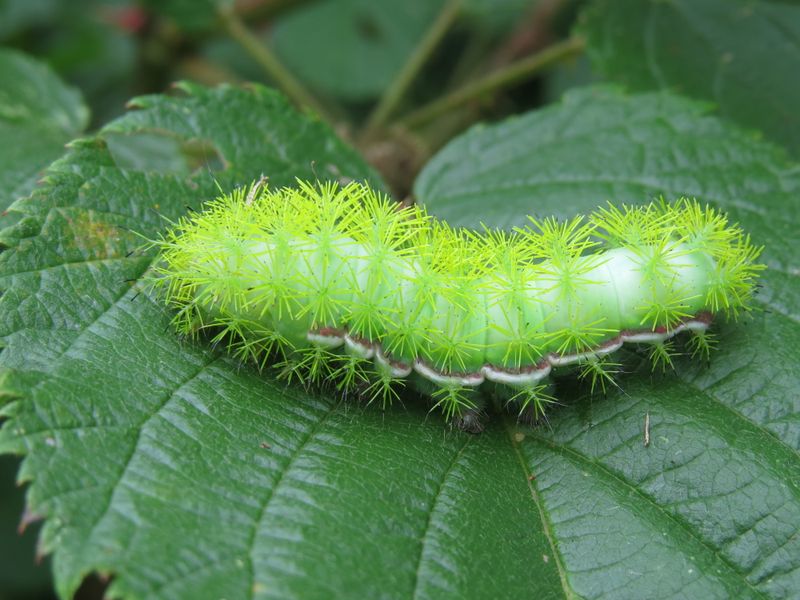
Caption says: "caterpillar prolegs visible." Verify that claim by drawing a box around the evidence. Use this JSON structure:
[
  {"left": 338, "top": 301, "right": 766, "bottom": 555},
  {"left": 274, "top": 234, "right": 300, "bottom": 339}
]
[{"left": 151, "top": 180, "right": 763, "bottom": 431}]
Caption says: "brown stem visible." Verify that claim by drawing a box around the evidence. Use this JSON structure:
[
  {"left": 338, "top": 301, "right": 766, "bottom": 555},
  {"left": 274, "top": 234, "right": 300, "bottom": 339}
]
[
  {"left": 363, "top": 0, "right": 463, "bottom": 135},
  {"left": 218, "top": 6, "right": 331, "bottom": 121},
  {"left": 399, "top": 36, "right": 585, "bottom": 130}
]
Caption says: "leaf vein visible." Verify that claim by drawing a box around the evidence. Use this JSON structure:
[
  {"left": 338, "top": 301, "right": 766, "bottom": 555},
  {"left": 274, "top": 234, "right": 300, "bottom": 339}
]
[
  {"left": 527, "top": 431, "right": 772, "bottom": 599},
  {"left": 409, "top": 436, "right": 471, "bottom": 600},
  {"left": 506, "top": 419, "right": 575, "bottom": 600}
]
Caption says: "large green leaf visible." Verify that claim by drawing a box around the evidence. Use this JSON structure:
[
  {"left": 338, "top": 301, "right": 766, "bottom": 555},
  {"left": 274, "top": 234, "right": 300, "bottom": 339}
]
[
  {"left": 1, "top": 82, "right": 799, "bottom": 600},
  {"left": 0, "top": 50, "right": 87, "bottom": 596},
  {"left": 415, "top": 85, "right": 800, "bottom": 597},
  {"left": 578, "top": 0, "right": 800, "bottom": 156},
  {"left": 0, "top": 48, "right": 88, "bottom": 216}
]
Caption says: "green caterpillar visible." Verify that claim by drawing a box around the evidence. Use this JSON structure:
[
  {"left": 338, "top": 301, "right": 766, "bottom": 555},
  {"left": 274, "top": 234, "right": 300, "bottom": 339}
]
[{"left": 151, "top": 180, "right": 763, "bottom": 431}]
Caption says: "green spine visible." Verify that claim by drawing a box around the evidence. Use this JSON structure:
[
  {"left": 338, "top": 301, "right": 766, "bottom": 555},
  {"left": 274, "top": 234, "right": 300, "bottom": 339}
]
[{"left": 150, "top": 180, "right": 763, "bottom": 425}]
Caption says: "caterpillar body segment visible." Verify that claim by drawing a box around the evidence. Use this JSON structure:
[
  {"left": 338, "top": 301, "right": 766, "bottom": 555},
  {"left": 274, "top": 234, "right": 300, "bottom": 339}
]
[{"left": 151, "top": 180, "right": 763, "bottom": 427}]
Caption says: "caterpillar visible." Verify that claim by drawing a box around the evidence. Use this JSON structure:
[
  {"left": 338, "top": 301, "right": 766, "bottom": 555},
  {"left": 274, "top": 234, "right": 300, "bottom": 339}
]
[{"left": 150, "top": 180, "right": 763, "bottom": 432}]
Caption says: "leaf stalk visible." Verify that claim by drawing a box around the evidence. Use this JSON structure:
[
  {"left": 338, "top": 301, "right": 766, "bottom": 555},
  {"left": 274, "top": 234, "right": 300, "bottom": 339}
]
[
  {"left": 400, "top": 36, "right": 586, "bottom": 129},
  {"left": 218, "top": 6, "right": 331, "bottom": 121},
  {"left": 363, "top": 0, "right": 463, "bottom": 136}
]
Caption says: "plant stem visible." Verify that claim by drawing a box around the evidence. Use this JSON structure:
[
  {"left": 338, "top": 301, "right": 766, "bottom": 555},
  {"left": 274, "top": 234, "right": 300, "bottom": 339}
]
[
  {"left": 239, "top": 0, "right": 312, "bottom": 23},
  {"left": 399, "top": 36, "right": 585, "bottom": 130},
  {"left": 218, "top": 6, "right": 330, "bottom": 121},
  {"left": 363, "top": 0, "right": 462, "bottom": 135}
]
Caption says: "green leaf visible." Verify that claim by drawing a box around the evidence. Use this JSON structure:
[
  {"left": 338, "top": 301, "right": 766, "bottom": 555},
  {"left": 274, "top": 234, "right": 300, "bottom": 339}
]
[
  {"left": 578, "top": 0, "right": 800, "bottom": 156},
  {"left": 0, "top": 48, "right": 88, "bottom": 221},
  {"left": 0, "top": 81, "right": 385, "bottom": 598},
  {"left": 415, "top": 86, "right": 798, "bottom": 232},
  {"left": 0, "top": 47, "right": 81, "bottom": 596},
  {"left": 415, "top": 85, "right": 800, "bottom": 597},
  {"left": 2, "top": 82, "right": 799, "bottom": 600},
  {"left": 272, "top": 0, "right": 447, "bottom": 101}
]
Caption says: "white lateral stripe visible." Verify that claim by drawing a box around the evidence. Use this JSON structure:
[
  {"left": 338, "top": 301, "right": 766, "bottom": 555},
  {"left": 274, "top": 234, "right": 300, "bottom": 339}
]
[
  {"left": 597, "top": 339, "right": 624, "bottom": 355},
  {"left": 413, "top": 360, "right": 484, "bottom": 387},
  {"left": 621, "top": 331, "right": 669, "bottom": 344},
  {"left": 374, "top": 349, "right": 412, "bottom": 378},
  {"left": 683, "top": 320, "right": 709, "bottom": 332},
  {"left": 308, "top": 320, "right": 710, "bottom": 386},
  {"left": 549, "top": 350, "right": 597, "bottom": 367},
  {"left": 620, "top": 320, "right": 710, "bottom": 345},
  {"left": 344, "top": 334, "right": 374, "bottom": 359},
  {"left": 307, "top": 332, "right": 344, "bottom": 348},
  {"left": 482, "top": 364, "right": 551, "bottom": 386},
  {"left": 541, "top": 339, "right": 625, "bottom": 368}
]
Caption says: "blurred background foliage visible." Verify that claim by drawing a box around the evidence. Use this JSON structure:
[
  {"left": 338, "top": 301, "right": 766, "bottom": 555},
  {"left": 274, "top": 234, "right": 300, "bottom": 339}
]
[{"left": 0, "top": 0, "right": 592, "bottom": 200}]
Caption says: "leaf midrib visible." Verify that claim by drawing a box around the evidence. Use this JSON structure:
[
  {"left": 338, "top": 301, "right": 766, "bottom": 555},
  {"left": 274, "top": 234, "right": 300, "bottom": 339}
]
[
  {"left": 244, "top": 396, "right": 345, "bottom": 600},
  {"left": 524, "top": 429, "right": 769, "bottom": 598},
  {"left": 505, "top": 418, "right": 574, "bottom": 600},
  {"left": 409, "top": 435, "right": 472, "bottom": 600}
]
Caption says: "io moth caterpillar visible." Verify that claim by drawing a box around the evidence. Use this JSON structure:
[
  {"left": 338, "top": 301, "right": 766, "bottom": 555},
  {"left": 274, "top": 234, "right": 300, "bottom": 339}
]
[{"left": 151, "top": 180, "right": 762, "bottom": 431}]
